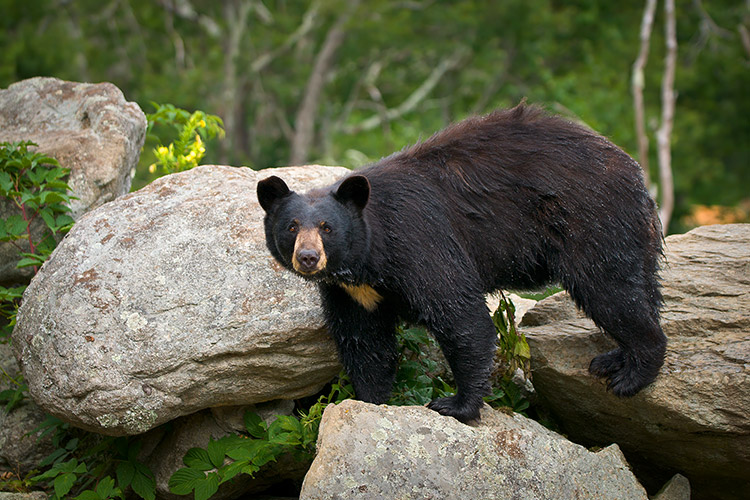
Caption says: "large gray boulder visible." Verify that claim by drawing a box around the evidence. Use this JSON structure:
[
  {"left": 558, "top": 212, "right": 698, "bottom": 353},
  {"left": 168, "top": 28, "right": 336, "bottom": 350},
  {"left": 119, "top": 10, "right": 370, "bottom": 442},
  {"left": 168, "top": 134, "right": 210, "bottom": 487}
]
[
  {"left": 522, "top": 224, "right": 750, "bottom": 500},
  {"left": 13, "top": 165, "right": 346, "bottom": 436},
  {"left": 0, "top": 77, "right": 146, "bottom": 284},
  {"left": 300, "top": 400, "right": 649, "bottom": 499}
]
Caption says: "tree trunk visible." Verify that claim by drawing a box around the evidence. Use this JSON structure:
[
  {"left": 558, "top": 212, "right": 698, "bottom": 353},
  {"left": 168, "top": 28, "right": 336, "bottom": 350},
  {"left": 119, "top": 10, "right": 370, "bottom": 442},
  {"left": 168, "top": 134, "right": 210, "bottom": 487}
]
[
  {"left": 657, "top": 0, "right": 677, "bottom": 234},
  {"left": 289, "top": 1, "right": 360, "bottom": 166},
  {"left": 218, "top": 0, "right": 253, "bottom": 165},
  {"left": 632, "top": 0, "right": 657, "bottom": 189}
]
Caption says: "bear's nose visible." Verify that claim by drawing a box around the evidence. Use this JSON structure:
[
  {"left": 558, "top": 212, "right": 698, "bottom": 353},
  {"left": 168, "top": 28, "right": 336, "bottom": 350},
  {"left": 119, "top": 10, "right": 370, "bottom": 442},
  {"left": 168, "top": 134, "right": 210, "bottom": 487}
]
[{"left": 296, "top": 249, "right": 320, "bottom": 271}]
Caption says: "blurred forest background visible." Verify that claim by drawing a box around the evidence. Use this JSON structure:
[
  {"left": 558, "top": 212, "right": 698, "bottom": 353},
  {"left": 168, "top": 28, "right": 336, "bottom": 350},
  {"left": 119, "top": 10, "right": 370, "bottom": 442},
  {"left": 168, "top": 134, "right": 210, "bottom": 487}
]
[{"left": 1, "top": 0, "right": 748, "bottom": 234}]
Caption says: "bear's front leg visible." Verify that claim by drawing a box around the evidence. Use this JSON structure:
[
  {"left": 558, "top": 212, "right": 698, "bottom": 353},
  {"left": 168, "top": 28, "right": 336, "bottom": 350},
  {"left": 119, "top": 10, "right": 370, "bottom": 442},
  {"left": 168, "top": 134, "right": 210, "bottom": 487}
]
[{"left": 319, "top": 283, "right": 399, "bottom": 404}]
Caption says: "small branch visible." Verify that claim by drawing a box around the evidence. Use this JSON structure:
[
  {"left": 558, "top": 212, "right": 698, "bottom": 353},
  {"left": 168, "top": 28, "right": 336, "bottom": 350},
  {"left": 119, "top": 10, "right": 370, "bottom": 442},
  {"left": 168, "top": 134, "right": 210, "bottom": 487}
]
[
  {"left": 251, "top": 2, "right": 320, "bottom": 73},
  {"left": 340, "top": 46, "right": 469, "bottom": 135},
  {"left": 156, "top": 0, "right": 221, "bottom": 38}
]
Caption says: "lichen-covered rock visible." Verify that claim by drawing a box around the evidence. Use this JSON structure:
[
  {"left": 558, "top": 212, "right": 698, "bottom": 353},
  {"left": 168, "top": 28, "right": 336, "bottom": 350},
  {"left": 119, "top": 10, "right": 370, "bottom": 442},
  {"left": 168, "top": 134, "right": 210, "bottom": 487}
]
[
  {"left": 300, "top": 400, "right": 648, "bottom": 499},
  {"left": 13, "top": 165, "right": 347, "bottom": 436},
  {"left": 522, "top": 224, "right": 750, "bottom": 500},
  {"left": 0, "top": 77, "right": 146, "bottom": 284}
]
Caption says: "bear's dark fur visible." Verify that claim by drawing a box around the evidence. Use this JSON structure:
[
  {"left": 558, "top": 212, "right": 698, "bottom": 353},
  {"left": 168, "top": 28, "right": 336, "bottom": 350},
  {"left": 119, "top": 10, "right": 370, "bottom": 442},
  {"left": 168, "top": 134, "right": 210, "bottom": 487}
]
[{"left": 257, "top": 103, "right": 666, "bottom": 423}]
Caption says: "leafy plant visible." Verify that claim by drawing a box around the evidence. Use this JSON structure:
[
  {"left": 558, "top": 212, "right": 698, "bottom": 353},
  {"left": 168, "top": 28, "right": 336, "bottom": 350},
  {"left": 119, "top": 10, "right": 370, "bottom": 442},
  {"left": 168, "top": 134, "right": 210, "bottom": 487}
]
[
  {"left": 492, "top": 292, "right": 531, "bottom": 379},
  {"left": 0, "top": 141, "right": 73, "bottom": 411},
  {"left": 388, "top": 325, "right": 454, "bottom": 406},
  {"left": 0, "top": 140, "right": 75, "bottom": 273},
  {"left": 485, "top": 378, "right": 531, "bottom": 414},
  {"left": 0, "top": 361, "right": 26, "bottom": 413},
  {"left": 168, "top": 376, "right": 353, "bottom": 500},
  {"left": 146, "top": 103, "right": 224, "bottom": 175},
  {"left": 23, "top": 417, "right": 155, "bottom": 500}
]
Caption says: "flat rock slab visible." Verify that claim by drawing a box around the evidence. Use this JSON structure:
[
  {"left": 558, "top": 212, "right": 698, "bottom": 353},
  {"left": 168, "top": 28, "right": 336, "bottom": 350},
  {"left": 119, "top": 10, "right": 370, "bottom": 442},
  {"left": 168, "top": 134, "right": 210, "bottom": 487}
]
[
  {"left": 522, "top": 224, "right": 750, "bottom": 499},
  {"left": 0, "top": 77, "right": 146, "bottom": 283},
  {"left": 300, "top": 400, "right": 648, "bottom": 500},
  {"left": 13, "top": 165, "right": 346, "bottom": 435}
]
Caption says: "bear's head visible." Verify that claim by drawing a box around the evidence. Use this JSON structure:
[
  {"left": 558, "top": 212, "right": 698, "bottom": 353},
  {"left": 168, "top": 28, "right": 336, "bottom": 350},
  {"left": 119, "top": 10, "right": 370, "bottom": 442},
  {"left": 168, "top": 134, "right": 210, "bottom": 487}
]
[{"left": 257, "top": 175, "right": 370, "bottom": 281}]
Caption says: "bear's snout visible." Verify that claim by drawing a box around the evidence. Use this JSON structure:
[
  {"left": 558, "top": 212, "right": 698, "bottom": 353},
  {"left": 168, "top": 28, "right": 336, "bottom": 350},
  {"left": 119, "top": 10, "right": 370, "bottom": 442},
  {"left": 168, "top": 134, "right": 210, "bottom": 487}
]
[
  {"left": 291, "top": 227, "right": 328, "bottom": 275},
  {"left": 296, "top": 249, "right": 320, "bottom": 272}
]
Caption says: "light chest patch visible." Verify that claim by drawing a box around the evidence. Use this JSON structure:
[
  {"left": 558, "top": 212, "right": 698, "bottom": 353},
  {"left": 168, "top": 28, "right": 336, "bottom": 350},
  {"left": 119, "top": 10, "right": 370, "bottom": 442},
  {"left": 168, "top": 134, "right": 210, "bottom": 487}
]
[{"left": 340, "top": 283, "right": 383, "bottom": 312}]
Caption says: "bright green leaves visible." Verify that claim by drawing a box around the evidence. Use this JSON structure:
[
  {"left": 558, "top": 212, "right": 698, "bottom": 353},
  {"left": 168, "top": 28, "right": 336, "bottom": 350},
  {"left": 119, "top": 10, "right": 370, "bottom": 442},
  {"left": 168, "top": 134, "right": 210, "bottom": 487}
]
[
  {"left": 0, "top": 141, "right": 74, "bottom": 349},
  {"left": 145, "top": 103, "right": 224, "bottom": 176},
  {"left": 24, "top": 424, "right": 155, "bottom": 500},
  {"left": 0, "top": 140, "right": 75, "bottom": 271},
  {"left": 168, "top": 377, "right": 355, "bottom": 500},
  {"left": 31, "top": 458, "right": 88, "bottom": 500},
  {"left": 167, "top": 417, "right": 298, "bottom": 499}
]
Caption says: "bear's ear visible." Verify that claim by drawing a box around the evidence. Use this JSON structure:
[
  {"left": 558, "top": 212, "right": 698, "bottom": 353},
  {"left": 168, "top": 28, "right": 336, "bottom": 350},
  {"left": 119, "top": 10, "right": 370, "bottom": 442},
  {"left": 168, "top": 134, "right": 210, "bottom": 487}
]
[
  {"left": 335, "top": 175, "right": 370, "bottom": 211},
  {"left": 257, "top": 176, "right": 291, "bottom": 212}
]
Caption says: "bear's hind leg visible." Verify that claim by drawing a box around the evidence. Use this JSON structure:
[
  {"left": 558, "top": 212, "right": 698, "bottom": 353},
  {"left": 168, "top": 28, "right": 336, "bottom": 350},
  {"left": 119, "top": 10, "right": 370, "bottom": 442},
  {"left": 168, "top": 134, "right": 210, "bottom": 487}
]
[{"left": 566, "top": 275, "right": 666, "bottom": 396}]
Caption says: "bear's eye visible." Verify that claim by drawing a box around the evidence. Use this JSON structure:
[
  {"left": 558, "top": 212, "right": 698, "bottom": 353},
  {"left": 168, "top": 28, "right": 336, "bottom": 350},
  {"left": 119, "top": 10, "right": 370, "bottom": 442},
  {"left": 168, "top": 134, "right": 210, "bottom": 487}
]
[
  {"left": 320, "top": 222, "right": 332, "bottom": 234},
  {"left": 288, "top": 221, "right": 298, "bottom": 233}
]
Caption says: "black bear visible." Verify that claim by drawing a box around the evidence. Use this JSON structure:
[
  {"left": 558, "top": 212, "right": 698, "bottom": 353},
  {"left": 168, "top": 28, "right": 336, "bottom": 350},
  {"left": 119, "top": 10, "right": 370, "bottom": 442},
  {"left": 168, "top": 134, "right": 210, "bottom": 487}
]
[{"left": 257, "top": 103, "right": 666, "bottom": 423}]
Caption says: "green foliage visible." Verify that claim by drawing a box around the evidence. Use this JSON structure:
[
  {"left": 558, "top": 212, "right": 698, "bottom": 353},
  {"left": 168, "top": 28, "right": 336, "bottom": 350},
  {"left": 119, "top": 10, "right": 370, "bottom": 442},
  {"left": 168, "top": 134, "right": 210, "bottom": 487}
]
[
  {"left": 387, "top": 295, "right": 532, "bottom": 415},
  {"left": 168, "top": 376, "right": 353, "bottom": 500},
  {"left": 388, "top": 325, "right": 454, "bottom": 406},
  {"left": 23, "top": 417, "right": 156, "bottom": 500},
  {"left": 0, "top": 284, "right": 24, "bottom": 341},
  {"left": 145, "top": 103, "right": 224, "bottom": 177},
  {"left": 485, "top": 379, "right": 531, "bottom": 415},
  {"left": 0, "top": 140, "right": 75, "bottom": 272},
  {"left": 492, "top": 293, "right": 531, "bottom": 379},
  {"left": 0, "top": 141, "right": 73, "bottom": 412},
  {"left": 0, "top": 360, "right": 26, "bottom": 413}
]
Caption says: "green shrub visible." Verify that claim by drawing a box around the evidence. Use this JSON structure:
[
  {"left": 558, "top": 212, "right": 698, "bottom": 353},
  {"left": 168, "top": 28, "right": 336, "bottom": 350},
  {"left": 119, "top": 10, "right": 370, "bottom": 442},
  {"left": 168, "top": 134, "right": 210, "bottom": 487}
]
[{"left": 145, "top": 103, "right": 224, "bottom": 176}]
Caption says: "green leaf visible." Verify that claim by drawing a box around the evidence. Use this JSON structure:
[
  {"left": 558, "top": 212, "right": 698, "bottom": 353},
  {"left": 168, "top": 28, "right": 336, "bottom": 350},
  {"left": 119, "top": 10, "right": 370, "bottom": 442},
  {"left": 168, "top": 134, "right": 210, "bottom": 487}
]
[
  {"left": 54, "top": 472, "right": 77, "bottom": 498},
  {"left": 116, "top": 461, "right": 135, "bottom": 488},
  {"left": 73, "top": 491, "right": 100, "bottom": 500},
  {"left": 42, "top": 191, "right": 67, "bottom": 205},
  {"left": 95, "top": 476, "right": 117, "bottom": 498},
  {"left": 218, "top": 461, "right": 251, "bottom": 484},
  {"left": 45, "top": 179, "right": 72, "bottom": 190},
  {"left": 39, "top": 208, "right": 56, "bottom": 231},
  {"left": 206, "top": 438, "right": 227, "bottom": 469},
  {"left": 2, "top": 385, "right": 26, "bottom": 413},
  {"left": 243, "top": 412, "right": 267, "bottom": 438},
  {"left": 0, "top": 171, "right": 12, "bottom": 192},
  {"left": 131, "top": 464, "right": 156, "bottom": 500},
  {"left": 194, "top": 472, "right": 219, "bottom": 500},
  {"left": 5, "top": 215, "right": 27, "bottom": 237},
  {"left": 183, "top": 447, "right": 213, "bottom": 471},
  {"left": 16, "top": 257, "right": 42, "bottom": 269},
  {"left": 168, "top": 467, "right": 204, "bottom": 495}
]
